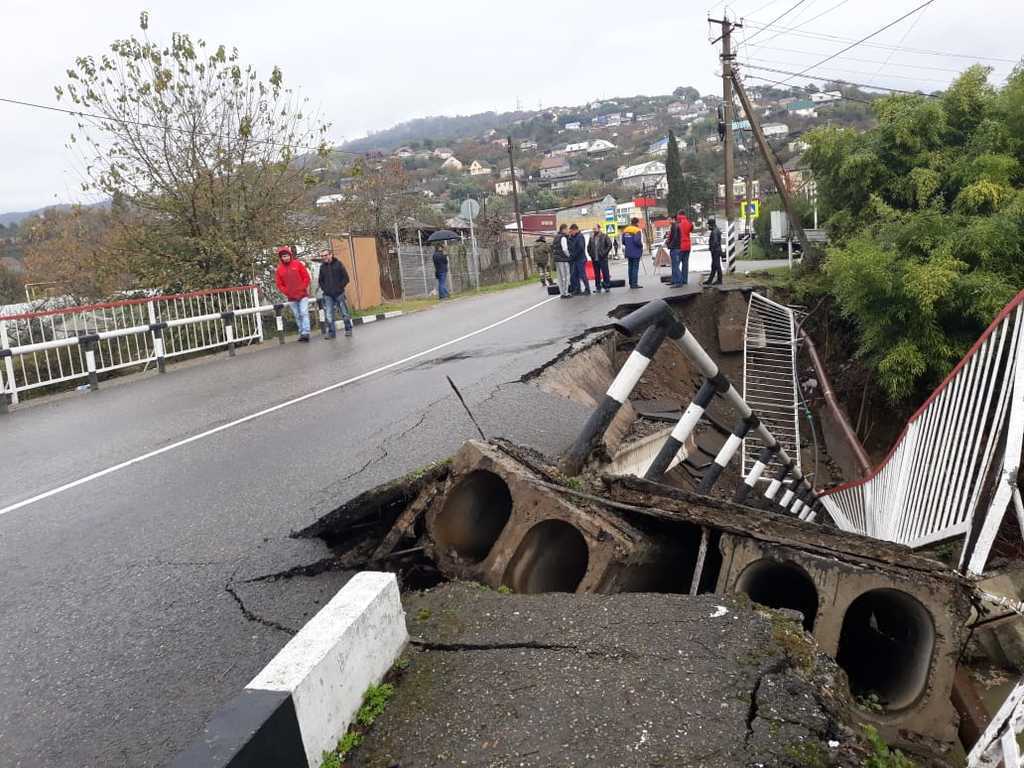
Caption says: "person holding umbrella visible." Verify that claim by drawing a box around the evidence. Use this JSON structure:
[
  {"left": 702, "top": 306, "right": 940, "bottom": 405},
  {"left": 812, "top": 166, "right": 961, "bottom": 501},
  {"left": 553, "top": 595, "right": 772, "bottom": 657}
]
[{"left": 427, "top": 229, "right": 459, "bottom": 299}]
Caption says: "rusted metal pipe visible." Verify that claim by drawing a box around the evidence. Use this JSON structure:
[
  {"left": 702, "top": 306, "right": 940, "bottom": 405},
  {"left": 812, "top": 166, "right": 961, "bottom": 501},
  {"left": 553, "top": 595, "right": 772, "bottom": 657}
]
[{"left": 798, "top": 329, "right": 872, "bottom": 478}]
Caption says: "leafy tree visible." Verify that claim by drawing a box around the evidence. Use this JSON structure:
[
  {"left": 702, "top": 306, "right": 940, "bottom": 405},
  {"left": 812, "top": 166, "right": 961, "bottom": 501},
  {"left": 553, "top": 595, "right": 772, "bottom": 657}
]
[
  {"left": 0, "top": 264, "right": 24, "bottom": 304},
  {"left": 56, "top": 12, "right": 330, "bottom": 291},
  {"left": 673, "top": 86, "right": 700, "bottom": 101},
  {"left": 803, "top": 65, "right": 1024, "bottom": 403},
  {"left": 665, "top": 130, "right": 685, "bottom": 215}
]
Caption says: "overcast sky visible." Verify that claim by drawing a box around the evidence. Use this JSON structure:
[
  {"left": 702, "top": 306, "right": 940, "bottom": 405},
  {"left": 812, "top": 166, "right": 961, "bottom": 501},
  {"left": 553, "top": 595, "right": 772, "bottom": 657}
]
[{"left": 2, "top": 0, "right": 1021, "bottom": 213}]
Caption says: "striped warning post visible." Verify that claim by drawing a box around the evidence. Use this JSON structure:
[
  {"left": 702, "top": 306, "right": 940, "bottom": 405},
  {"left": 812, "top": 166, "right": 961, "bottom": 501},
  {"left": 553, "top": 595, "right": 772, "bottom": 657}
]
[{"left": 726, "top": 221, "right": 737, "bottom": 274}]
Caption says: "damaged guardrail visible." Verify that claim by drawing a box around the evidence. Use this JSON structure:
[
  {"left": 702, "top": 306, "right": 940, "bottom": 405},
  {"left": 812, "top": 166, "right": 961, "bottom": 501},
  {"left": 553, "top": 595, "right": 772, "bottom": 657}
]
[{"left": 562, "top": 298, "right": 820, "bottom": 518}]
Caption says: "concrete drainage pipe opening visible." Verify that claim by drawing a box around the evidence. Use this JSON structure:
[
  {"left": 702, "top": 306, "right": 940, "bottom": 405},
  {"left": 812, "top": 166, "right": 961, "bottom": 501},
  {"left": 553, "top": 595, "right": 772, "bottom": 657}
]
[
  {"left": 434, "top": 470, "right": 513, "bottom": 563},
  {"left": 502, "top": 520, "right": 589, "bottom": 594},
  {"left": 836, "top": 589, "right": 935, "bottom": 711},
  {"left": 736, "top": 560, "right": 819, "bottom": 631}
]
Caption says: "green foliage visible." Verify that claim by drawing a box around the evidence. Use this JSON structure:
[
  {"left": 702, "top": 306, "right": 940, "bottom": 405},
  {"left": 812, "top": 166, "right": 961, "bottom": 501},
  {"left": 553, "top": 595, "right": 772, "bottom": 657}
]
[
  {"left": 862, "top": 725, "right": 917, "bottom": 767},
  {"left": 0, "top": 264, "right": 24, "bottom": 304},
  {"left": 665, "top": 130, "right": 685, "bottom": 216},
  {"left": 319, "top": 683, "right": 395, "bottom": 767},
  {"left": 804, "top": 66, "right": 1024, "bottom": 403}
]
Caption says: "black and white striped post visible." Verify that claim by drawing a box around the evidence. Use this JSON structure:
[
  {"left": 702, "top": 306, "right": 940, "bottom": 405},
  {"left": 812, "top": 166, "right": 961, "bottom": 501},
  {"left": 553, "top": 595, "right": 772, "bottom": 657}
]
[
  {"left": 644, "top": 376, "right": 724, "bottom": 480},
  {"left": 0, "top": 348, "right": 10, "bottom": 413},
  {"left": 735, "top": 444, "right": 780, "bottom": 504},
  {"left": 764, "top": 461, "right": 792, "bottom": 504},
  {"left": 81, "top": 333, "right": 100, "bottom": 391},
  {"left": 696, "top": 414, "right": 760, "bottom": 494},
  {"left": 778, "top": 476, "right": 802, "bottom": 511},
  {"left": 222, "top": 311, "right": 236, "bottom": 357},
  {"left": 150, "top": 322, "right": 167, "bottom": 373},
  {"left": 561, "top": 304, "right": 680, "bottom": 476},
  {"left": 317, "top": 298, "right": 328, "bottom": 339},
  {"left": 273, "top": 304, "right": 286, "bottom": 345}
]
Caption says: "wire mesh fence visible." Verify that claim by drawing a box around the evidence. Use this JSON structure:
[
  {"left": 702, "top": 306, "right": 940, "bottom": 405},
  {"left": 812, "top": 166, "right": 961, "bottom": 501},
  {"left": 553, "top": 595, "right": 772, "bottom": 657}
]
[{"left": 398, "top": 238, "right": 534, "bottom": 299}]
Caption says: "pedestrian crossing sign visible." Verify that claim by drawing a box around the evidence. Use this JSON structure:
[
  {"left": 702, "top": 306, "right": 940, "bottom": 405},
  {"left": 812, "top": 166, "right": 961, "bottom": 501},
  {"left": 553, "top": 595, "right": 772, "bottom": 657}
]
[
  {"left": 741, "top": 199, "right": 760, "bottom": 219},
  {"left": 605, "top": 223, "right": 617, "bottom": 234}
]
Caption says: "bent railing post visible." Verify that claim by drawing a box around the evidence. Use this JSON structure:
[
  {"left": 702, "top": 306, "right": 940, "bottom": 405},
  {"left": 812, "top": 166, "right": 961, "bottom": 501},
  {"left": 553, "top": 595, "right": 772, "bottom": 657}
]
[
  {"left": 697, "top": 414, "right": 759, "bottom": 495},
  {"left": 645, "top": 377, "right": 723, "bottom": 480},
  {"left": 736, "top": 444, "right": 779, "bottom": 504}
]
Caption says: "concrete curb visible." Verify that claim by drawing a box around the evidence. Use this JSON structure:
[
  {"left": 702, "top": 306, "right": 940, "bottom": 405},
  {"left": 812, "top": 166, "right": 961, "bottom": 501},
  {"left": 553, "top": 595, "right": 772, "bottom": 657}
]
[
  {"left": 172, "top": 572, "right": 407, "bottom": 768},
  {"left": 351, "top": 310, "right": 403, "bottom": 326}
]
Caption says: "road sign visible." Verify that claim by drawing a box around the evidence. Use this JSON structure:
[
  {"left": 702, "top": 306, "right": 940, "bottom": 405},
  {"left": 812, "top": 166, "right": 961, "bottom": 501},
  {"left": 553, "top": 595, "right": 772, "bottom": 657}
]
[
  {"left": 460, "top": 199, "right": 480, "bottom": 220},
  {"left": 605, "top": 223, "right": 617, "bottom": 235},
  {"left": 604, "top": 207, "right": 616, "bottom": 222},
  {"left": 634, "top": 196, "right": 656, "bottom": 208},
  {"left": 740, "top": 199, "right": 760, "bottom": 220}
]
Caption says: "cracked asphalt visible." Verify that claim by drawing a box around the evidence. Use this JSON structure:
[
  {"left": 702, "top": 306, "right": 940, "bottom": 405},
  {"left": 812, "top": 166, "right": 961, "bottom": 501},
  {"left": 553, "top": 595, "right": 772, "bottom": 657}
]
[{"left": 0, "top": 265, "right": 704, "bottom": 767}]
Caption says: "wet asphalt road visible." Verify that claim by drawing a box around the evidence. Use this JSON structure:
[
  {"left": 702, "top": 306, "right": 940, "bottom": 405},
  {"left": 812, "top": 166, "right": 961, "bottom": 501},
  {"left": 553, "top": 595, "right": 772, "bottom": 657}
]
[{"left": 0, "top": 260, "right": 726, "bottom": 767}]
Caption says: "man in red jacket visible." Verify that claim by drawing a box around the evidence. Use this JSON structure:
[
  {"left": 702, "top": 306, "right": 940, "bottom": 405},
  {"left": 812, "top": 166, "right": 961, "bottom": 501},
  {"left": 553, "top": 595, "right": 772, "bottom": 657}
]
[
  {"left": 275, "top": 246, "right": 312, "bottom": 342},
  {"left": 666, "top": 210, "right": 694, "bottom": 287}
]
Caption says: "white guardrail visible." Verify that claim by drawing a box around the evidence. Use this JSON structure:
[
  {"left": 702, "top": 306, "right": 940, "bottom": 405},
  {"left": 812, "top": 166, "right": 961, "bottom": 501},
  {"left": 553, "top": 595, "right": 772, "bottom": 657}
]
[
  {"left": 817, "top": 289, "right": 1024, "bottom": 577},
  {"left": 0, "top": 286, "right": 299, "bottom": 409}
]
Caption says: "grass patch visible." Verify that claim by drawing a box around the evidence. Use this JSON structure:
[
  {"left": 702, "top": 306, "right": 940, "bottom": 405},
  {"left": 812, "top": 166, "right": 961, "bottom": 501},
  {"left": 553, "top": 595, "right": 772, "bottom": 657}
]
[
  {"left": 351, "top": 277, "right": 537, "bottom": 318},
  {"left": 319, "top": 682, "right": 396, "bottom": 768},
  {"left": 783, "top": 739, "right": 828, "bottom": 768},
  {"left": 862, "top": 725, "right": 917, "bottom": 767},
  {"left": 768, "top": 611, "right": 815, "bottom": 672},
  {"left": 415, "top": 608, "right": 432, "bottom": 622}
]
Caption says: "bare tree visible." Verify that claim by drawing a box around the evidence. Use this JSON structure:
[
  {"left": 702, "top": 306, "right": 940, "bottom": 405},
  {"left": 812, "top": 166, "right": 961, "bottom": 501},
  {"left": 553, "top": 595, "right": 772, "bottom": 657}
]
[
  {"left": 56, "top": 12, "right": 330, "bottom": 290},
  {"left": 320, "top": 158, "right": 437, "bottom": 237}
]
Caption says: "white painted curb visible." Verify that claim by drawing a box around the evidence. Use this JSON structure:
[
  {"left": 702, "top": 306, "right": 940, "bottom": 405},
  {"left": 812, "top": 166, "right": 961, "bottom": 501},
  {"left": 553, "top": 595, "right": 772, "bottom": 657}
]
[{"left": 247, "top": 571, "right": 407, "bottom": 767}]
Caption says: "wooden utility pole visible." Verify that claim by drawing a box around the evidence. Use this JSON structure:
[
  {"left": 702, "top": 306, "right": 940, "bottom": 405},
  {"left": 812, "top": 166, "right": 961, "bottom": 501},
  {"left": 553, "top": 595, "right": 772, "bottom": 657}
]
[
  {"left": 507, "top": 136, "right": 529, "bottom": 279},
  {"left": 710, "top": 16, "right": 740, "bottom": 240},
  {"left": 730, "top": 72, "right": 815, "bottom": 263}
]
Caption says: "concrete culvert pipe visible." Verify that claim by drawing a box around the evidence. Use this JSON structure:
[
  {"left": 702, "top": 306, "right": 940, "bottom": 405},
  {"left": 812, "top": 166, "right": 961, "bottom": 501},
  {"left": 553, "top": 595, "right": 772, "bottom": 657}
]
[
  {"left": 433, "top": 470, "right": 513, "bottom": 563},
  {"left": 736, "top": 559, "right": 819, "bottom": 631},
  {"left": 503, "top": 520, "right": 589, "bottom": 594},
  {"left": 836, "top": 589, "right": 935, "bottom": 711}
]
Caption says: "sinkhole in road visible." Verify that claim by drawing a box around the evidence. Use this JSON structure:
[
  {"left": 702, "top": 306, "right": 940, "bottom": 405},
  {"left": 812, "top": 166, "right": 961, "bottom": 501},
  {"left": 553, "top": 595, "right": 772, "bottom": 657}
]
[
  {"left": 433, "top": 469, "right": 513, "bottom": 563},
  {"left": 836, "top": 588, "right": 935, "bottom": 711}
]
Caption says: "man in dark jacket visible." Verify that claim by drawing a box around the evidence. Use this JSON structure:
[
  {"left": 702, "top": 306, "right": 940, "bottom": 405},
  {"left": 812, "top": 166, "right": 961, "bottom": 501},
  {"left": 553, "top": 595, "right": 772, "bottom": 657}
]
[
  {"left": 567, "top": 224, "right": 590, "bottom": 296},
  {"left": 621, "top": 218, "right": 644, "bottom": 289},
  {"left": 704, "top": 218, "right": 724, "bottom": 286},
  {"left": 667, "top": 210, "right": 694, "bottom": 287},
  {"left": 587, "top": 225, "right": 613, "bottom": 292},
  {"left": 432, "top": 243, "right": 450, "bottom": 299},
  {"left": 318, "top": 250, "right": 353, "bottom": 338},
  {"left": 552, "top": 224, "right": 572, "bottom": 298}
]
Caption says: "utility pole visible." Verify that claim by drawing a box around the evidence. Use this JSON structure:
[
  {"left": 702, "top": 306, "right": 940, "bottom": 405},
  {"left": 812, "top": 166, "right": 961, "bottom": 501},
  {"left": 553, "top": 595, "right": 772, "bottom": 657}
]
[
  {"left": 710, "top": 15, "right": 741, "bottom": 246},
  {"left": 730, "top": 72, "right": 815, "bottom": 264},
  {"left": 507, "top": 136, "right": 528, "bottom": 279}
]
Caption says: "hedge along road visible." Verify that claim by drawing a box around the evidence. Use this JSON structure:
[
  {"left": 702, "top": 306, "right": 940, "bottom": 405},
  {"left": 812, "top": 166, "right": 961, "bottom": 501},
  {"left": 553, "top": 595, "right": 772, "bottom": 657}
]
[{"left": 0, "top": 276, "right": 654, "bottom": 768}]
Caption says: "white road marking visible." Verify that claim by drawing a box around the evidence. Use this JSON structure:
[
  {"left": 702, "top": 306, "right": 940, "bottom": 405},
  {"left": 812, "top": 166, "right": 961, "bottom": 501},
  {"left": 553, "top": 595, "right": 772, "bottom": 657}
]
[{"left": 0, "top": 295, "right": 559, "bottom": 517}]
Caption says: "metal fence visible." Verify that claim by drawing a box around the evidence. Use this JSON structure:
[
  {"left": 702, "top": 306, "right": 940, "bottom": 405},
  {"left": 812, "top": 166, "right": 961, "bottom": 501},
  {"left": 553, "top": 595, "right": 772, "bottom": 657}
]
[
  {"left": 742, "top": 292, "right": 801, "bottom": 483},
  {"left": 398, "top": 238, "right": 534, "bottom": 299},
  {"left": 0, "top": 286, "right": 263, "bottom": 404},
  {"left": 818, "top": 290, "right": 1024, "bottom": 571}
]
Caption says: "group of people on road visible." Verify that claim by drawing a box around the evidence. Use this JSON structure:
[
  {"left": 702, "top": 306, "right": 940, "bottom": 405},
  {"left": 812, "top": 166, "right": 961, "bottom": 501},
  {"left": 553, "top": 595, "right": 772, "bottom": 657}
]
[
  {"left": 534, "top": 223, "right": 616, "bottom": 299},
  {"left": 274, "top": 245, "right": 354, "bottom": 343}
]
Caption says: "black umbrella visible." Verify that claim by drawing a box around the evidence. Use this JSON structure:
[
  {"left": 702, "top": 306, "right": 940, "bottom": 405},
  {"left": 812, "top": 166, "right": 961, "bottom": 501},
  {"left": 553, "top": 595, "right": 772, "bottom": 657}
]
[{"left": 426, "top": 229, "right": 460, "bottom": 243}]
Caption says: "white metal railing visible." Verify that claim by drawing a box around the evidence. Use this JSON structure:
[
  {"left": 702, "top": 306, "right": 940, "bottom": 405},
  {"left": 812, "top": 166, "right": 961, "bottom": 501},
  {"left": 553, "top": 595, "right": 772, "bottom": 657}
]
[
  {"left": 967, "top": 676, "right": 1024, "bottom": 767},
  {"left": 743, "top": 292, "right": 801, "bottom": 483},
  {"left": 818, "top": 290, "right": 1024, "bottom": 573},
  {"left": 0, "top": 286, "right": 267, "bottom": 405}
]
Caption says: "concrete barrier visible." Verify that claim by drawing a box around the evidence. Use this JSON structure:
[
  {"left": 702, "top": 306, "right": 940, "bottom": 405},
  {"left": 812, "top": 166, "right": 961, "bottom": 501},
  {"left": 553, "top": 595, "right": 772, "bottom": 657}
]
[{"left": 172, "top": 571, "right": 407, "bottom": 768}]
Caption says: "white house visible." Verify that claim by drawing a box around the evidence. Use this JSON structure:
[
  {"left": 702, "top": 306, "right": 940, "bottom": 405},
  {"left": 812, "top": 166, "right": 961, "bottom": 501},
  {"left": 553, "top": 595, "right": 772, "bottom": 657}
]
[
  {"left": 785, "top": 100, "right": 818, "bottom": 118},
  {"left": 616, "top": 160, "right": 666, "bottom": 191},
  {"left": 520, "top": 140, "right": 538, "bottom": 150},
  {"left": 441, "top": 156, "right": 464, "bottom": 171},
  {"left": 469, "top": 160, "right": 492, "bottom": 176},
  {"left": 315, "top": 193, "right": 346, "bottom": 208},
  {"left": 587, "top": 139, "right": 616, "bottom": 154},
  {"left": 788, "top": 139, "right": 810, "bottom": 153},
  {"left": 540, "top": 156, "right": 573, "bottom": 179},
  {"left": 565, "top": 141, "right": 589, "bottom": 154},
  {"left": 495, "top": 178, "right": 525, "bottom": 196},
  {"left": 564, "top": 121, "right": 582, "bottom": 131},
  {"left": 809, "top": 90, "right": 842, "bottom": 104},
  {"left": 394, "top": 146, "right": 415, "bottom": 158},
  {"left": 717, "top": 176, "right": 760, "bottom": 199},
  {"left": 433, "top": 147, "right": 454, "bottom": 159},
  {"left": 762, "top": 123, "right": 790, "bottom": 138}
]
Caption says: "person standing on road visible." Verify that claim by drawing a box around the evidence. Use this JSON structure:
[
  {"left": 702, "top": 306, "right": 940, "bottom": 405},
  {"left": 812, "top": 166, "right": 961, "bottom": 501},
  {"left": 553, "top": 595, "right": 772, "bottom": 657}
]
[
  {"left": 704, "top": 218, "right": 724, "bottom": 287},
  {"left": 275, "top": 246, "right": 312, "bottom": 342},
  {"left": 533, "top": 236, "right": 553, "bottom": 287},
  {"left": 433, "top": 243, "right": 450, "bottom": 299},
  {"left": 552, "top": 224, "right": 572, "bottom": 299},
  {"left": 667, "top": 209, "right": 694, "bottom": 287},
  {"left": 567, "top": 224, "right": 590, "bottom": 296},
  {"left": 587, "top": 225, "right": 613, "bottom": 293},
  {"left": 622, "top": 218, "right": 644, "bottom": 289},
  {"left": 318, "top": 250, "right": 354, "bottom": 338},
  {"left": 612, "top": 237, "right": 620, "bottom": 259}
]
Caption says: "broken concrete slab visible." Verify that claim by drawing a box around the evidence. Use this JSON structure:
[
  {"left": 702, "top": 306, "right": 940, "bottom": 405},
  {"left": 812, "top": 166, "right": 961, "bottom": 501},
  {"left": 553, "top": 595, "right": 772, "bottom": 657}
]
[{"left": 350, "top": 583, "right": 888, "bottom": 768}]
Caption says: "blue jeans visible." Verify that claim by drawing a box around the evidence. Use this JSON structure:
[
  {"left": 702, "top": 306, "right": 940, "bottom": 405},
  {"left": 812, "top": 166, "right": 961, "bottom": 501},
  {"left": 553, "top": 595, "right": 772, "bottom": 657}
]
[
  {"left": 323, "top": 293, "right": 352, "bottom": 336},
  {"left": 627, "top": 257, "right": 640, "bottom": 288},
  {"left": 288, "top": 297, "right": 310, "bottom": 336},
  {"left": 670, "top": 249, "right": 690, "bottom": 285},
  {"left": 437, "top": 270, "right": 449, "bottom": 299}
]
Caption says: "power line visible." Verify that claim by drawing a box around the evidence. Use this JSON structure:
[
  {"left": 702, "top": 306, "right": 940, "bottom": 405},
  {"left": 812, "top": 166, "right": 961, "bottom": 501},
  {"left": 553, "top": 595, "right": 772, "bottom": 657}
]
[
  {"left": 742, "top": 57, "right": 951, "bottom": 84},
  {"left": 0, "top": 95, "right": 329, "bottom": 154},
  {"left": 762, "top": 0, "right": 939, "bottom": 87},
  {"left": 743, "top": 0, "right": 812, "bottom": 45},
  {"left": 741, "top": 18, "right": 1018, "bottom": 64},
  {"left": 749, "top": 0, "right": 851, "bottom": 47},
  {"left": 740, "top": 64, "right": 941, "bottom": 96},
  {"left": 867, "top": 0, "right": 930, "bottom": 86},
  {"left": 745, "top": 44, "right": 965, "bottom": 73}
]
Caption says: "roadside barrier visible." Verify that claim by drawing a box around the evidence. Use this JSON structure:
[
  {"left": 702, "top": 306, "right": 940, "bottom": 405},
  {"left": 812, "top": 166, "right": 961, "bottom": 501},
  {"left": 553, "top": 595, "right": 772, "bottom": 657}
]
[
  {"left": 0, "top": 288, "right": 405, "bottom": 410},
  {"left": 817, "top": 289, "right": 1024, "bottom": 576},
  {"left": 563, "top": 298, "right": 819, "bottom": 517}
]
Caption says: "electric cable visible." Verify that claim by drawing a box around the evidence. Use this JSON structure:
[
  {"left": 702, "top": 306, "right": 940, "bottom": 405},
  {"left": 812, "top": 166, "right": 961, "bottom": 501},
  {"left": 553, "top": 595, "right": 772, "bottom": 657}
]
[{"left": 743, "top": 0, "right": 812, "bottom": 45}]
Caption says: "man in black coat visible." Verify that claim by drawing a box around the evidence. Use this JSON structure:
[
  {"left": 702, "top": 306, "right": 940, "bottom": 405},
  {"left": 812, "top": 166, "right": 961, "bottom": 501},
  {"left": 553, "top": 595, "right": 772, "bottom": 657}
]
[
  {"left": 318, "top": 250, "right": 353, "bottom": 338},
  {"left": 704, "top": 218, "right": 724, "bottom": 287},
  {"left": 432, "top": 244, "right": 450, "bottom": 299},
  {"left": 587, "top": 225, "right": 613, "bottom": 292},
  {"left": 567, "top": 224, "right": 590, "bottom": 295}
]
